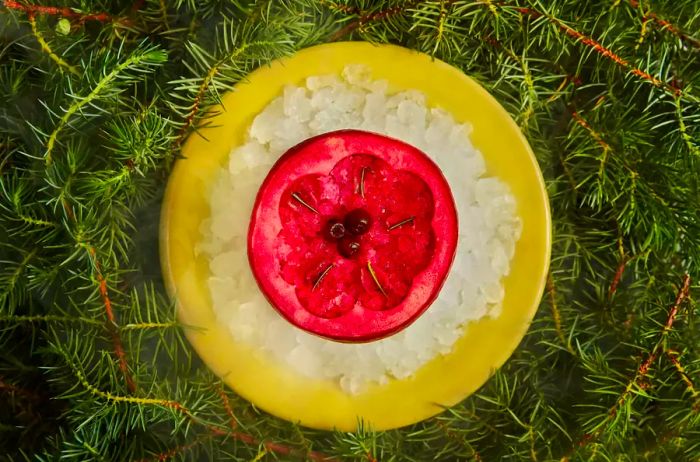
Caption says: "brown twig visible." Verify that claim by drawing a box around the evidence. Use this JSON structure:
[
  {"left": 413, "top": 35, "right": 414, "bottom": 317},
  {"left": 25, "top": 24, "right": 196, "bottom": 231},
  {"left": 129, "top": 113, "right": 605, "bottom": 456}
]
[
  {"left": 512, "top": 5, "right": 682, "bottom": 96},
  {"left": 89, "top": 247, "right": 137, "bottom": 394},
  {"left": 545, "top": 74, "right": 579, "bottom": 104},
  {"left": 174, "top": 41, "right": 268, "bottom": 147},
  {"left": 661, "top": 275, "right": 691, "bottom": 334},
  {"left": 174, "top": 63, "right": 221, "bottom": 147},
  {"left": 4, "top": 0, "right": 120, "bottom": 24},
  {"left": 213, "top": 385, "right": 336, "bottom": 461},
  {"left": 628, "top": 0, "right": 700, "bottom": 49},
  {"left": 329, "top": 0, "right": 428, "bottom": 41},
  {"left": 620, "top": 275, "right": 690, "bottom": 409},
  {"left": 608, "top": 257, "right": 629, "bottom": 297},
  {"left": 227, "top": 429, "right": 335, "bottom": 461},
  {"left": 55, "top": 160, "right": 137, "bottom": 395},
  {"left": 179, "top": 0, "right": 690, "bottom": 111},
  {"left": 217, "top": 385, "right": 238, "bottom": 430},
  {"left": 134, "top": 439, "right": 203, "bottom": 462},
  {"left": 569, "top": 108, "right": 616, "bottom": 184},
  {"left": 570, "top": 110, "right": 611, "bottom": 152}
]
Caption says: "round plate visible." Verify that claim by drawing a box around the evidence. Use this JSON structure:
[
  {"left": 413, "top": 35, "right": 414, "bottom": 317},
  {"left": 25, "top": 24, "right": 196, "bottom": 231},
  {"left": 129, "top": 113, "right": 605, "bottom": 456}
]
[{"left": 160, "top": 42, "right": 551, "bottom": 431}]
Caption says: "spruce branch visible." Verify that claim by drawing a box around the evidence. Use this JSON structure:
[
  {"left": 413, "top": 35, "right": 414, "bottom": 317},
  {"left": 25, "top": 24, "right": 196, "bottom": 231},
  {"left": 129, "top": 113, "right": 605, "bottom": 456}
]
[
  {"left": 1, "top": 0, "right": 700, "bottom": 459},
  {"left": 607, "top": 235, "right": 631, "bottom": 298},
  {"left": 133, "top": 434, "right": 212, "bottom": 462},
  {"left": 570, "top": 274, "right": 692, "bottom": 457},
  {"left": 171, "top": 19, "right": 295, "bottom": 146},
  {"left": 43, "top": 44, "right": 167, "bottom": 165},
  {"left": 0, "top": 314, "right": 102, "bottom": 326},
  {"left": 433, "top": 418, "right": 483, "bottom": 461},
  {"left": 173, "top": 39, "right": 264, "bottom": 147},
  {"left": 627, "top": 0, "right": 700, "bottom": 49},
  {"left": 329, "top": 0, "right": 426, "bottom": 41},
  {"left": 216, "top": 385, "right": 238, "bottom": 432},
  {"left": 510, "top": 3, "right": 686, "bottom": 99},
  {"left": 3, "top": 0, "right": 131, "bottom": 25},
  {"left": 0, "top": 313, "right": 178, "bottom": 331},
  {"left": 0, "top": 247, "right": 37, "bottom": 309},
  {"left": 53, "top": 334, "right": 337, "bottom": 460},
  {"left": 90, "top": 247, "right": 136, "bottom": 393},
  {"left": 56, "top": 343, "right": 197, "bottom": 414},
  {"left": 674, "top": 94, "right": 700, "bottom": 158},
  {"left": 570, "top": 108, "right": 611, "bottom": 157},
  {"left": 666, "top": 349, "right": 700, "bottom": 413}
]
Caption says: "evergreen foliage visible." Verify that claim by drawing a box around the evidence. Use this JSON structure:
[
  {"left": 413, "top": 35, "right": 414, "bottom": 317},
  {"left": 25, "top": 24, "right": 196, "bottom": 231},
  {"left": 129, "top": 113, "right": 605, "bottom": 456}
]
[{"left": 0, "top": 0, "right": 699, "bottom": 460}]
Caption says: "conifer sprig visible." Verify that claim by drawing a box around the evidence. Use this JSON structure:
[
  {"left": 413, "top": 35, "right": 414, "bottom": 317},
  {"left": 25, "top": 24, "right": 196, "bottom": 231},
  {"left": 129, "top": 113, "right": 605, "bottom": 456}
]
[{"left": 1, "top": 0, "right": 699, "bottom": 460}]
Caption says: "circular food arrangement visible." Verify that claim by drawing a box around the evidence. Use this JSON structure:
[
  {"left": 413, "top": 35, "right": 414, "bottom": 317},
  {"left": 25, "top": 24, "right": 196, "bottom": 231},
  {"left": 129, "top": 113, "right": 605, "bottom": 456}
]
[{"left": 161, "top": 42, "right": 551, "bottom": 430}]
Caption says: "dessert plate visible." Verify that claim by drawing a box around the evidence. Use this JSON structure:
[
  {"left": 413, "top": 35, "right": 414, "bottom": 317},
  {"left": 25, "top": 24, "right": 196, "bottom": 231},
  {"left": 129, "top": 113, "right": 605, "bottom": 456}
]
[{"left": 160, "top": 42, "right": 551, "bottom": 431}]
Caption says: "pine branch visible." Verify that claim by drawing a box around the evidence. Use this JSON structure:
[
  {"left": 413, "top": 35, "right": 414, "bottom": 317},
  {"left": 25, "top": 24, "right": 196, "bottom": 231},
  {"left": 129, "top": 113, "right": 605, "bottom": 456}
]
[
  {"left": 607, "top": 236, "right": 630, "bottom": 298},
  {"left": 666, "top": 349, "right": 700, "bottom": 412},
  {"left": 627, "top": 0, "right": 700, "bottom": 49},
  {"left": 174, "top": 39, "right": 275, "bottom": 147},
  {"left": 512, "top": 3, "right": 684, "bottom": 98},
  {"left": 568, "top": 274, "right": 692, "bottom": 458},
  {"left": 170, "top": 17, "right": 296, "bottom": 146},
  {"left": 43, "top": 44, "right": 167, "bottom": 165},
  {"left": 90, "top": 247, "right": 136, "bottom": 393},
  {"left": 133, "top": 435, "right": 210, "bottom": 462},
  {"left": 0, "top": 314, "right": 178, "bottom": 331},
  {"left": 53, "top": 338, "right": 337, "bottom": 460},
  {"left": 329, "top": 0, "right": 427, "bottom": 41},
  {"left": 1, "top": 0, "right": 700, "bottom": 459},
  {"left": 3, "top": 0, "right": 130, "bottom": 25}
]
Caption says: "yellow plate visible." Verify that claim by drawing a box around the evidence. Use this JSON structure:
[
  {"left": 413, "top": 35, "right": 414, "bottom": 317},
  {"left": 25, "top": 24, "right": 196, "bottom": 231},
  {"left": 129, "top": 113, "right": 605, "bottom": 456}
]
[{"left": 160, "top": 42, "right": 551, "bottom": 431}]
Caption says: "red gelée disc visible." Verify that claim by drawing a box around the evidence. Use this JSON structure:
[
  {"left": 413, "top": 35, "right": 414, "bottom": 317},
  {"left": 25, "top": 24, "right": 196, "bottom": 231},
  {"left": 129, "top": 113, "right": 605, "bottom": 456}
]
[{"left": 248, "top": 130, "right": 458, "bottom": 342}]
